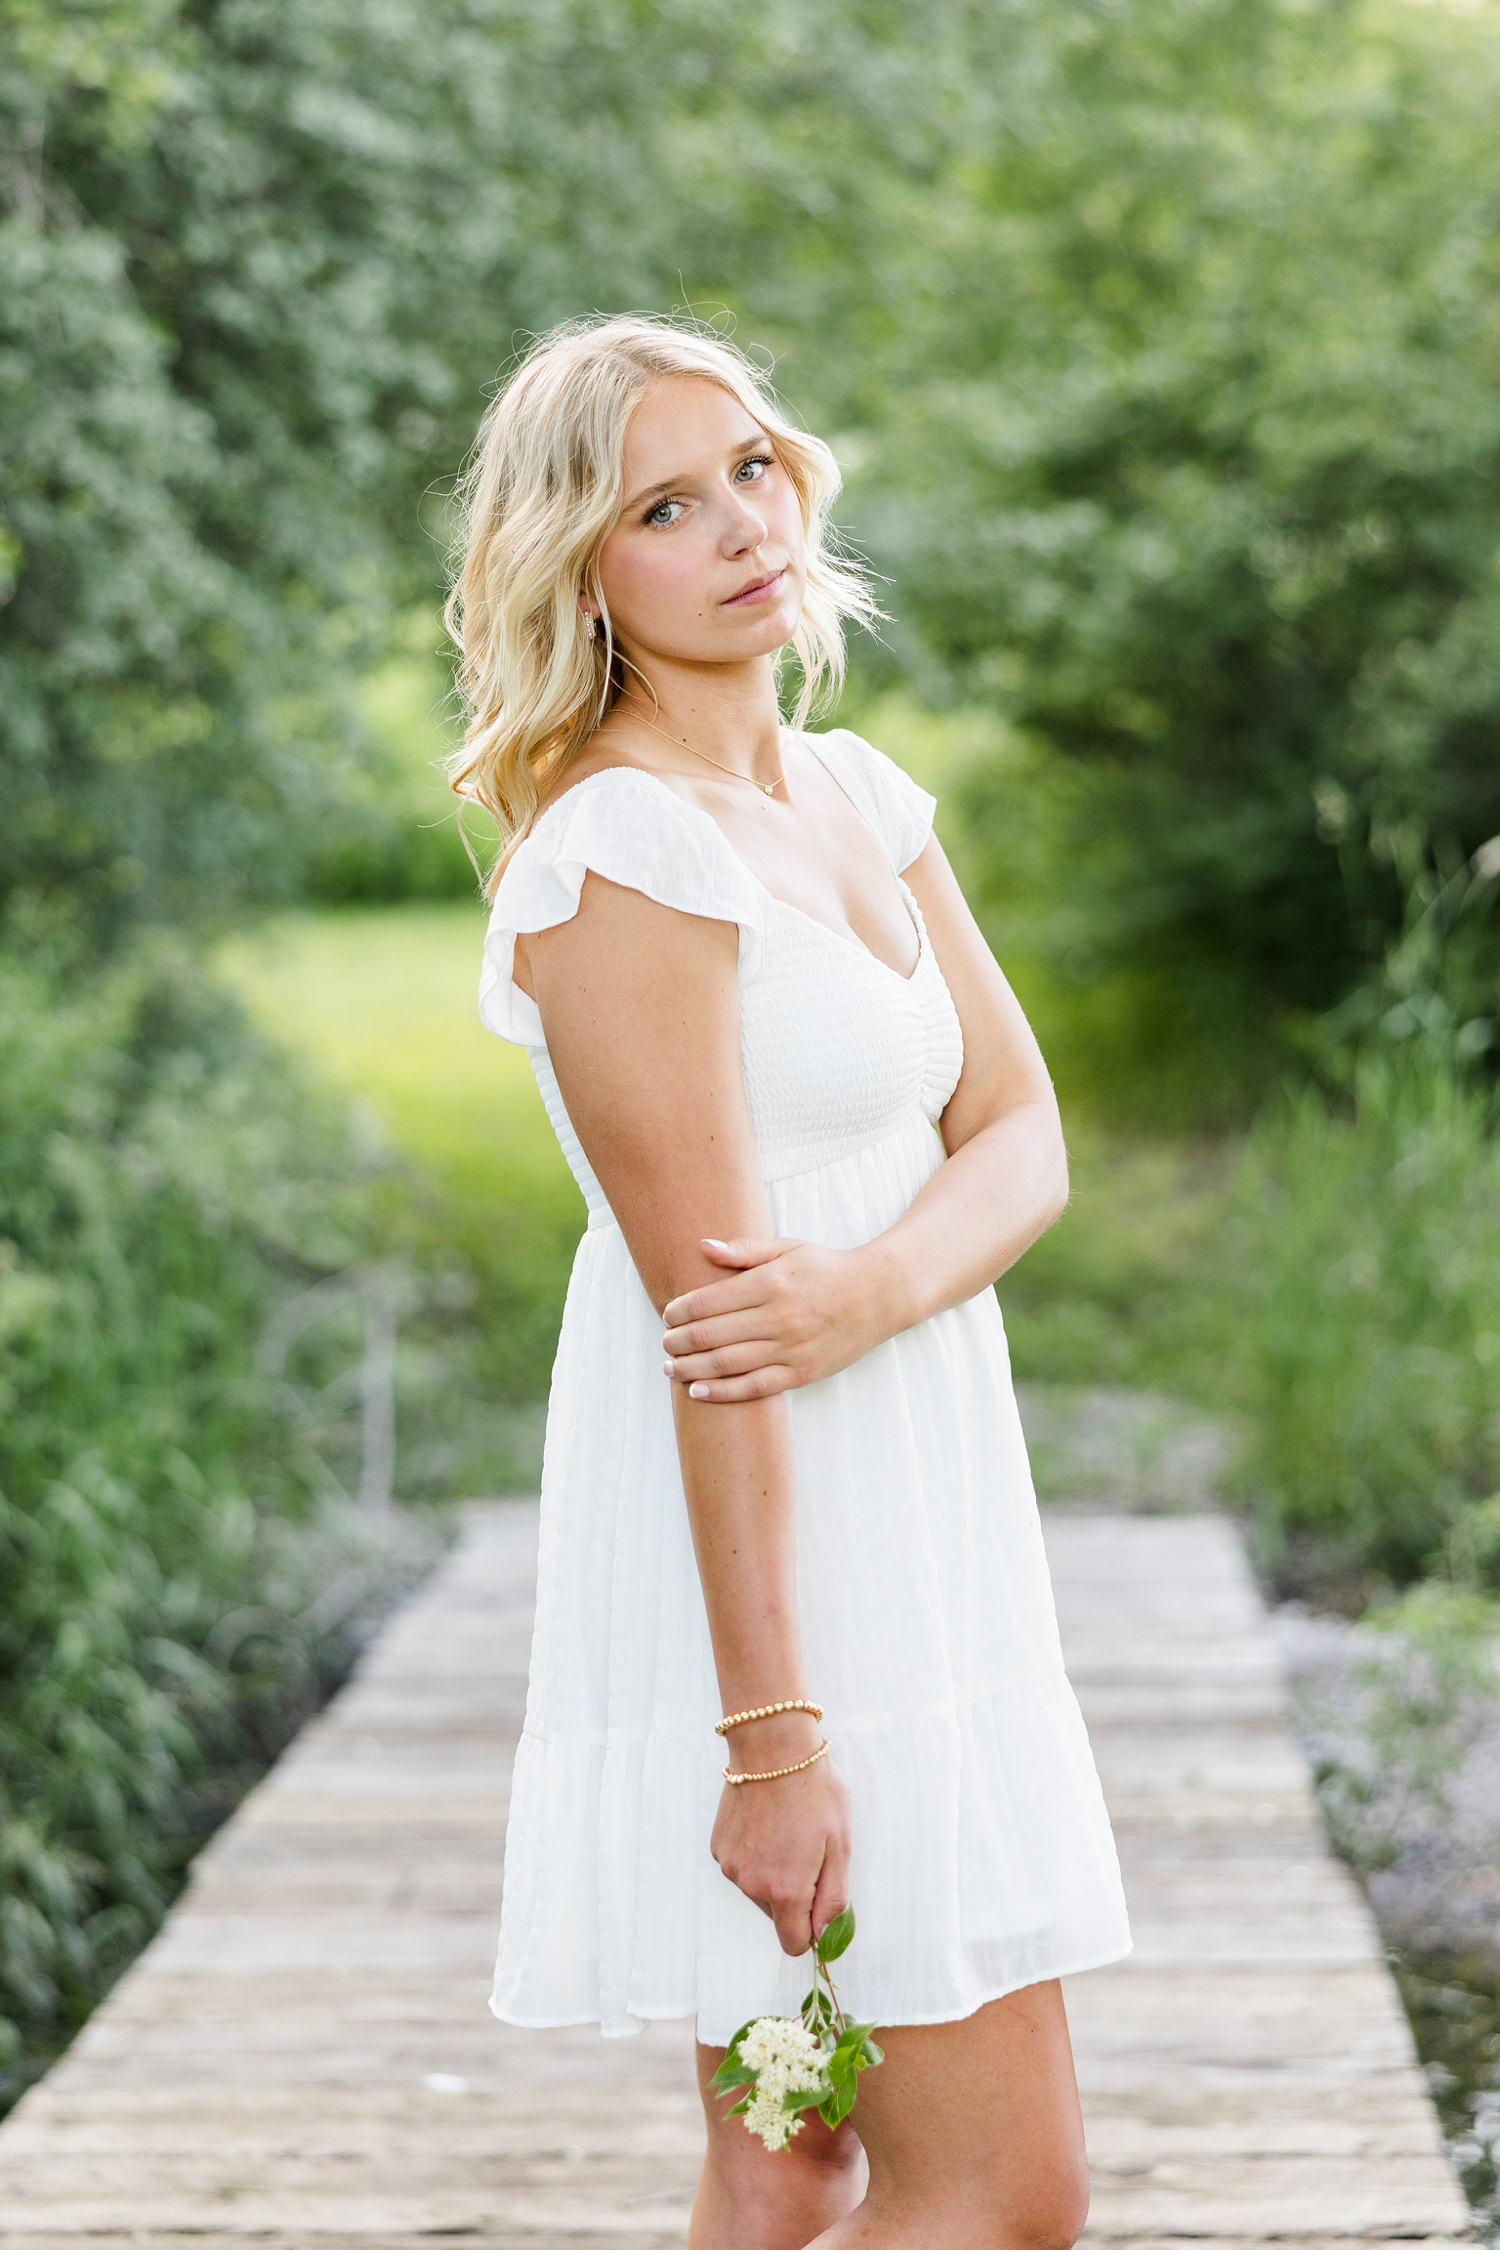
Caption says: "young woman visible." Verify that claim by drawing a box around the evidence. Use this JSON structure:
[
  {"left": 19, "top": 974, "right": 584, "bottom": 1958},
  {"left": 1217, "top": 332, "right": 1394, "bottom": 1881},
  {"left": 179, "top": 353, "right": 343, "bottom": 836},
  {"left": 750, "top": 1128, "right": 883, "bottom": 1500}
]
[{"left": 448, "top": 314, "right": 1130, "bottom": 2250}]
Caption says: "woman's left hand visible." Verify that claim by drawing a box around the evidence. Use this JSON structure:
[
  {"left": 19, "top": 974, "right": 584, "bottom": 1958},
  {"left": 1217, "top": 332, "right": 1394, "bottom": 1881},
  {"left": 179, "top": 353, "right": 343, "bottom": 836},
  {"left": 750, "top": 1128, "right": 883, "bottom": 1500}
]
[{"left": 662, "top": 1236, "right": 902, "bottom": 1402}]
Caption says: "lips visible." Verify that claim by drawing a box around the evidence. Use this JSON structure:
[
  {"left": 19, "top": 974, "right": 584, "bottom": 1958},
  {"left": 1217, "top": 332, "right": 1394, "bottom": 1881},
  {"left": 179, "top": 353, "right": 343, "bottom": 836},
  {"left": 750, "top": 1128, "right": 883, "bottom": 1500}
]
[{"left": 722, "top": 567, "right": 786, "bottom": 607}]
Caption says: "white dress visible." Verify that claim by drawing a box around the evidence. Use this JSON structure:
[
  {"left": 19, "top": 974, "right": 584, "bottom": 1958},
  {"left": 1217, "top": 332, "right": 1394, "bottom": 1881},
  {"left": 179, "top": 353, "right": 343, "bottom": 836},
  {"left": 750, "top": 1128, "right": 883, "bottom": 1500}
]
[{"left": 478, "top": 728, "right": 1130, "bottom": 2045}]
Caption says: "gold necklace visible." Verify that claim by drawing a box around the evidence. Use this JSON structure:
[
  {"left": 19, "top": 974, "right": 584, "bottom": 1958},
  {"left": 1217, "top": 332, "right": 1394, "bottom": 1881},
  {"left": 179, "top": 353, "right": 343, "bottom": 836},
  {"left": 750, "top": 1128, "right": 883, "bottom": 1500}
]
[{"left": 624, "top": 702, "right": 783, "bottom": 798}]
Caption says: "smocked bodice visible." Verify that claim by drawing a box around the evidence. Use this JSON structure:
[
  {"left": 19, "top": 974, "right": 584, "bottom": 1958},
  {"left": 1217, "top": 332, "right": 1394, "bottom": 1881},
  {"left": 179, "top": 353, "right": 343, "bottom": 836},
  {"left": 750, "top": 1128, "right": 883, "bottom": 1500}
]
[{"left": 479, "top": 730, "right": 965, "bottom": 1227}]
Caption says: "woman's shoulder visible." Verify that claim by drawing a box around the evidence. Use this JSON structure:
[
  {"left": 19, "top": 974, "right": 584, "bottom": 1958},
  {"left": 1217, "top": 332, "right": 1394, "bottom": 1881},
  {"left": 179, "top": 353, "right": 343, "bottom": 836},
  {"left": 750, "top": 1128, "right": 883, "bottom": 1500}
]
[
  {"left": 490, "top": 760, "right": 762, "bottom": 940},
  {"left": 520, "top": 759, "right": 673, "bottom": 848},
  {"left": 802, "top": 726, "right": 937, "bottom": 872}
]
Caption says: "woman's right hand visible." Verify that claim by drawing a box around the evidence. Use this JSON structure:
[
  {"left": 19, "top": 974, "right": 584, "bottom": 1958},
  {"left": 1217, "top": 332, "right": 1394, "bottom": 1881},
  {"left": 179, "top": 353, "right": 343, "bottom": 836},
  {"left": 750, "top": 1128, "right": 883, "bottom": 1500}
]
[{"left": 709, "top": 1715, "right": 852, "bottom": 1957}]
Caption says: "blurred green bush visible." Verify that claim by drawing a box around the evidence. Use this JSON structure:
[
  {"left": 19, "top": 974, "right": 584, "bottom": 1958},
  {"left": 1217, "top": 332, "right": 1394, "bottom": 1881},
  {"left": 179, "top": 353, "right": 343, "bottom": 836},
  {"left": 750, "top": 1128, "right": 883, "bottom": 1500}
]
[
  {"left": 10, "top": 0, "right": 1500, "bottom": 1032},
  {"left": 831, "top": 0, "right": 1500, "bottom": 1040},
  {"left": 0, "top": 0, "right": 758, "bottom": 935},
  {"left": 0, "top": 932, "right": 445, "bottom": 2108}
]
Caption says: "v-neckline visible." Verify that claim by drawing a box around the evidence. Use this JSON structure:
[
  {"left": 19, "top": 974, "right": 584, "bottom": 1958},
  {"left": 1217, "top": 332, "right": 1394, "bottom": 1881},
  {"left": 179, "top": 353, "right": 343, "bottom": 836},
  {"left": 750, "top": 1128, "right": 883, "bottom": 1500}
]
[
  {"left": 747, "top": 873, "right": 925, "bottom": 986},
  {"left": 542, "top": 747, "right": 925, "bottom": 987}
]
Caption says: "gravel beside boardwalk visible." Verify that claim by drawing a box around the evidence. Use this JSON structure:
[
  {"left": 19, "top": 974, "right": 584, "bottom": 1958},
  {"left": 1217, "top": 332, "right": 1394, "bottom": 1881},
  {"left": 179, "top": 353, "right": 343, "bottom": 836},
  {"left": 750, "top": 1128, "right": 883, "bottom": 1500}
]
[{"left": 0, "top": 1501, "right": 1471, "bottom": 2245}]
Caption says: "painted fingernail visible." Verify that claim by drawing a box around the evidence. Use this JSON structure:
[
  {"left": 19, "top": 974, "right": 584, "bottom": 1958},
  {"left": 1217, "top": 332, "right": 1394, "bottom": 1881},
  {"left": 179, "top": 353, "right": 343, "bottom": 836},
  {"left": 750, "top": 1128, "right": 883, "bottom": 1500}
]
[
  {"left": 703, "top": 1238, "right": 727, "bottom": 1251},
  {"left": 662, "top": 1360, "right": 674, "bottom": 1378},
  {"left": 689, "top": 1383, "right": 710, "bottom": 1400}
]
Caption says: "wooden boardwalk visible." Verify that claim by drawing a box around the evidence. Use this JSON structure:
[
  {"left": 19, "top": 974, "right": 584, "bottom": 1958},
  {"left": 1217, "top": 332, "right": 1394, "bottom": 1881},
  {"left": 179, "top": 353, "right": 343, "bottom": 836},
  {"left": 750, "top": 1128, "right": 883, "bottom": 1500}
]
[{"left": 0, "top": 1502, "right": 1470, "bottom": 2246}]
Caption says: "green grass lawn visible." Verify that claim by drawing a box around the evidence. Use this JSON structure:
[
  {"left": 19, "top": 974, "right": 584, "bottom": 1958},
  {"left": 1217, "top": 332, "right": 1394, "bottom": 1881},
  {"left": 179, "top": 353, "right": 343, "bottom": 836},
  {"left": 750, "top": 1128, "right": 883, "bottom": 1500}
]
[{"left": 218, "top": 903, "right": 582, "bottom": 1229}]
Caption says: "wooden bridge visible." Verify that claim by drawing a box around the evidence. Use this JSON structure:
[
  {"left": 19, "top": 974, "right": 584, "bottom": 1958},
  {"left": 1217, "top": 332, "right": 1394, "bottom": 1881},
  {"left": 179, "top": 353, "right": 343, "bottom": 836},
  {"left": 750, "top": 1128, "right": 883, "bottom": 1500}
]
[{"left": 0, "top": 1501, "right": 1471, "bottom": 2245}]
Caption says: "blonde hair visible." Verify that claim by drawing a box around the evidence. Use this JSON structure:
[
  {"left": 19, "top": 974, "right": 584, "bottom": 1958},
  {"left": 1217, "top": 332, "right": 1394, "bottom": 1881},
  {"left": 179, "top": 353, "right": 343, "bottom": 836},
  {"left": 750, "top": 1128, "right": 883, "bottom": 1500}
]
[{"left": 444, "top": 313, "right": 877, "bottom": 882}]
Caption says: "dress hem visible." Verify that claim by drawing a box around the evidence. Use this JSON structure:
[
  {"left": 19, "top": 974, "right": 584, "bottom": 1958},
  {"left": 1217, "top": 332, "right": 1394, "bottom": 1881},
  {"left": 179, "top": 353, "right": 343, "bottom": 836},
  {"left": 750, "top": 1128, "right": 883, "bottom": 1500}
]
[{"left": 489, "top": 1935, "right": 1134, "bottom": 2043}]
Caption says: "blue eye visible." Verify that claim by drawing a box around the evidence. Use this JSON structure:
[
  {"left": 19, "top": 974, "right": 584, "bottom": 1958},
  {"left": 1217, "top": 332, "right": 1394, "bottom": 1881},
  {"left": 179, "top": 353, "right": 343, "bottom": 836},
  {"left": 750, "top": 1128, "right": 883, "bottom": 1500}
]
[
  {"left": 737, "top": 454, "right": 773, "bottom": 482},
  {"left": 645, "top": 497, "right": 684, "bottom": 526}
]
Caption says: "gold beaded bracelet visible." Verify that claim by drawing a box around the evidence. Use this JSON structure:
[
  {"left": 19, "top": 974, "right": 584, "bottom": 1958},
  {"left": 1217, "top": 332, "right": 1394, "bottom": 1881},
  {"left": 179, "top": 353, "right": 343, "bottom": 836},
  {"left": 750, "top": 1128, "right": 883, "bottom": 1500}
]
[
  {"left": 723, "top": 1738, "right": 831, "bottom": 1787},
  {"left": 714, "top": 1698, "right": 823, "bottom": 1738}
]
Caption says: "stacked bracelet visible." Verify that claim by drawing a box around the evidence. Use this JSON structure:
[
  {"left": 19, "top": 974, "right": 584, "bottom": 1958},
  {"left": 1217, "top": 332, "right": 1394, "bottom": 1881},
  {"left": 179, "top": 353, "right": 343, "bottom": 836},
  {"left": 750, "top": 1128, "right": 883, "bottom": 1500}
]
[
  {"left": 723, "top": 1738, "right": 831, "bottom": 1787},
  {"left": 714, "top": 1698, "right": 823, "bottom": 1738}
]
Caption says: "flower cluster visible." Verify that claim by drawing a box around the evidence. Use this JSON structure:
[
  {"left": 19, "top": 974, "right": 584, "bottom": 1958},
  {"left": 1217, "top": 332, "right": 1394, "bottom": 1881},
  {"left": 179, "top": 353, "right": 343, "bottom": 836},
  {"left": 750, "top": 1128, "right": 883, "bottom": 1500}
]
[
  {"left": 737, "top": 2017, "right": 830, "bottom": 2151},
  {"left": 710, "top": 1906, "right": 884, "bottom": 2152}
]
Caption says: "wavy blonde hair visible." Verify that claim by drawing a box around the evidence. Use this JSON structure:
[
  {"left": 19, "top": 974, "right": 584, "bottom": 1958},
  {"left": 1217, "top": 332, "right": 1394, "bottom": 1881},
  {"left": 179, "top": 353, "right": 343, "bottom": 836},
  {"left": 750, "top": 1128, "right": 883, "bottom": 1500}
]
[{"left": 444, "top": 313, "right": 877, "bottom": 883}]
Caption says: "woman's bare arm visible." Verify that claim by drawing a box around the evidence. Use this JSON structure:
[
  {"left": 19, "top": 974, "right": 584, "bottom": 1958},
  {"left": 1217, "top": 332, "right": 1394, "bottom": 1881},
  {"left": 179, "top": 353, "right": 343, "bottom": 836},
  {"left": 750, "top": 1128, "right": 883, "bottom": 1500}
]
[
  {"left": 521, "top": 872, "right": 850, "bottom": 1954},
  {"left": 660, "top": 833, "right": 1068, "bottom": 1399},
  {"left": 871, "top": 830, "right": 1070, "bottom": 1315}
]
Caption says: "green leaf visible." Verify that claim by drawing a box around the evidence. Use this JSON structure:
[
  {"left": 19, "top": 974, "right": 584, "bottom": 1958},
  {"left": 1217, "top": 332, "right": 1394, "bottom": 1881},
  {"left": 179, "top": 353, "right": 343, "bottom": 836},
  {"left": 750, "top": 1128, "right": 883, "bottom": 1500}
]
[
  {"left": 815, "top": 1906, "right": 855, "bottom": 1963},
  {"left": 709, "top": 2026, "right": 762, "bottom": 2094},
  {"left": 709, "top": 2020, "right": 761, "bottom": 2094},
  {"left": 818, "top": 2080, "right": 858, "bottom": 2130}
]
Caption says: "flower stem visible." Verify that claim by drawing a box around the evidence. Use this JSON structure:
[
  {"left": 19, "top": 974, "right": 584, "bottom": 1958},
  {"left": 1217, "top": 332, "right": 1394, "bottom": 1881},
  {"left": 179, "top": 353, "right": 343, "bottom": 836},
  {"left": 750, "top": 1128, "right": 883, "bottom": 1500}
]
[{"left": 820, "top": 1952, "right": 846, "bottom": 2037}]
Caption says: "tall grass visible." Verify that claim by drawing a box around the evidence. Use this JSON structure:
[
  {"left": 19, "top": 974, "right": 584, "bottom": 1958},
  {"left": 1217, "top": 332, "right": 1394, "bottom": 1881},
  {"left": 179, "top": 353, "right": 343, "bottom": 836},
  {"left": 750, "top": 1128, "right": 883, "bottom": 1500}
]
[
  {"left": 1226, "top": 847, "right": 1500, "bottom": 1598},
  {"left": 1232, "top": 1056, "right": 1500, "bottom": 1595}
]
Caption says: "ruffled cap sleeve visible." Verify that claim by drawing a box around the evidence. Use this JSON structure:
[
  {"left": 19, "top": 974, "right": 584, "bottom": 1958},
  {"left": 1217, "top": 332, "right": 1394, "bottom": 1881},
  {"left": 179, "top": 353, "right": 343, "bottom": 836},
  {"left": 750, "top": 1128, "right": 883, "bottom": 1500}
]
[
  {"left": 806, "top": 728, "right": 936, "bottom": 872},
  {"left": 478, "top": 769, "right": 766, "bottom": 1046}
]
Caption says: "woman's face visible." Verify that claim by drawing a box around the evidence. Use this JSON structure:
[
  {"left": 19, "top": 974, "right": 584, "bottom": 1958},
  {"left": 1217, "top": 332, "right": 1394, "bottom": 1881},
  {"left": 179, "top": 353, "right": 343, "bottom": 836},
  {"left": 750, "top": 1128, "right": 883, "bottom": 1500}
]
[{"left": 593, "top": 375, "right": 807, "bottom": 674}]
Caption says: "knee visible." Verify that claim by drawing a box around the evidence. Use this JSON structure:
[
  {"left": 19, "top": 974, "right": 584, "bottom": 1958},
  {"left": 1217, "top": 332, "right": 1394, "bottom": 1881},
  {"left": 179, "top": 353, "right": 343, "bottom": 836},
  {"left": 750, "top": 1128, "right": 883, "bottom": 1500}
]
[
  {"left": 702, "top": 2103, "right": 862, "bottom": 2193},
  {"left": 1003, "top": 2152, "right": 1089, "bottom": 2250},
  {"left": 870, "top": 2150, "right": 1088, "bottom": 2250}
]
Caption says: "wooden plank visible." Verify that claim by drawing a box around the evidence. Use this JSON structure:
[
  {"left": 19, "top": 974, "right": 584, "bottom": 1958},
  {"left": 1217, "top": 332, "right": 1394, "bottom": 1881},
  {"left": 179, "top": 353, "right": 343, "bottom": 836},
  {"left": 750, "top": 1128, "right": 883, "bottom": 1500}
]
[
  {"left": 1051, "top": 1514, "right": 1469, "bottom": 2243},
  {"left": 0, "top": 1502, "right": 1472, "bottom": 2242}
]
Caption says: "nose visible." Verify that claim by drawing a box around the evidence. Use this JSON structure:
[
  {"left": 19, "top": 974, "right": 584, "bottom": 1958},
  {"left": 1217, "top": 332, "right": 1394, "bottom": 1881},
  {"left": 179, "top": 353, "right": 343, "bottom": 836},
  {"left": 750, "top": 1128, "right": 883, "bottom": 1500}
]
[{"left": 720, "top": 480, "right": 769, "bottom": 555}]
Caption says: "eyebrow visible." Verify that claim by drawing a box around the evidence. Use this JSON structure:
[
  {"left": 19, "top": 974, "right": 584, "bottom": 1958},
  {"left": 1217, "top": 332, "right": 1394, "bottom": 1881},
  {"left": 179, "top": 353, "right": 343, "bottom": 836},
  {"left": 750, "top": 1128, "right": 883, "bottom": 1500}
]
[{"left": 623, "top": 427, "right": 772, "bottom": 513}]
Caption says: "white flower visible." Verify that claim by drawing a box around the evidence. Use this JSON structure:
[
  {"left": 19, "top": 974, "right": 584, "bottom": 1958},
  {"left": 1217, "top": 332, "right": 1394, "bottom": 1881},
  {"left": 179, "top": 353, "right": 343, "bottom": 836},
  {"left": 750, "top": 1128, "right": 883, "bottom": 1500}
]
[
  {"left": 737, "top": 2016, "right": 829, "bottom": 2151},
  {"left": 741, "top": 2016, "right": 824, "bottom": 2074}
]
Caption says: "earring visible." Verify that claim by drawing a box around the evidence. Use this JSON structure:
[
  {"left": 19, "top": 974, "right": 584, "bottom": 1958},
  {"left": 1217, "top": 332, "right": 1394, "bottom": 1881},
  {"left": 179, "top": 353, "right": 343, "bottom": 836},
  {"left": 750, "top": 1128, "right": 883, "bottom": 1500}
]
[{"left": 583, "top": 611, "right": 597, "bottom": 640}]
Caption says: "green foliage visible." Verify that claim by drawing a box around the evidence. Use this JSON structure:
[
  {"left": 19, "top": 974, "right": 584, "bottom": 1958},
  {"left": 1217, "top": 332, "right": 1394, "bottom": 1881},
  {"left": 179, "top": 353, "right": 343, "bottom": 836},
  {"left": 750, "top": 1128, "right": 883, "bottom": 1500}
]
[
  {"left": 0, "top": 0, "right": 753, "bottom": 936},
  {"left": 1, "top": 0, "right": 363, "bottom": 932},
  {"left": 863, "top": 694, "right": 1284, "bottom": 1129},
  {"left": 304, "top": 616, "right": 479, "bottom": 906},
  {"left": 831, "top": 0, "right": 1500, "bottom": 1037},
  {"left": 1215, "top": 839, "right": 1500, "bottom": 1591},
  {"left": 0, "top": 934, "right": 436, "bottom": 2107},
  {"left": 13, "top": 0, "right": 1500, "bottom": 1030}
]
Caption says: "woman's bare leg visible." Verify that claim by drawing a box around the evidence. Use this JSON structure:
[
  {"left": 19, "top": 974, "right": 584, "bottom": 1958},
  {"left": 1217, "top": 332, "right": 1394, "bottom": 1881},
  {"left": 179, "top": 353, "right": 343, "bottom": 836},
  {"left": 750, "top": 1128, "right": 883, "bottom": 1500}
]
[
  {"left": 688, "top": 1980, "right": 1088, "bottom": 2250},
  {"left": 688, "top": 2038, "right": 865, "bottom": 2250},
  {"left": 805, "top": 1981, "right": 1089, "bottom": 2250}
]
